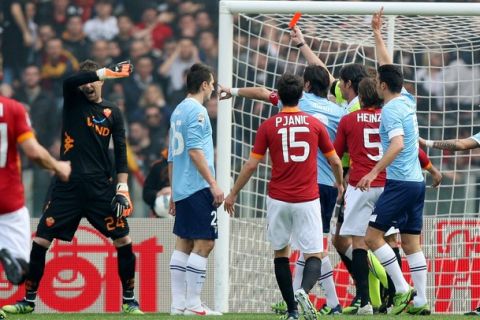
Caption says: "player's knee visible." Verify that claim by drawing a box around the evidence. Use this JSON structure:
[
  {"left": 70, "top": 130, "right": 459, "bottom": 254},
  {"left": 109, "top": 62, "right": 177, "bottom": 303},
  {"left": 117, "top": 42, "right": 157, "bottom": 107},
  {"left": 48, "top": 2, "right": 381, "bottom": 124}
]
[
  {"left": 33, "top": 237, "right": 51, "bottom": 249},
  {"left": 113, "top": 235, "right": 132, "bottom": 248},
  {"left": 193, "top": 240, "right": 215, "bottom": 257}
]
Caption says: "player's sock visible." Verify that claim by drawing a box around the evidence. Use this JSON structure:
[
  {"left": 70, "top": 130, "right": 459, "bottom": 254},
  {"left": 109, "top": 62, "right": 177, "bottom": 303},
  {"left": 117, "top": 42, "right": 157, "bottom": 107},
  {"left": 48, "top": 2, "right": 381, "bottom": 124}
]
[
  {"left": 301, "top": 256, "right": 322, "bottom": 293},
  {"left": 116, "top": 243, "right": 136, "bottom": 302},
  {"left": 274, "top": 257, "right": 297, "bottom": 313},
  {"left": 406, "top": 251, "right": 427, "bottom": 307},
  {"left": 374, "top": 244, "right": 409, "bottom": 293},
  {"left": 185, "top": 253, "right": 207, "bottom": 310},
  {"left": 292, "top": 253, "right": 304, "bottom": 292},
  {"left": 319, "top": 256, "right": 340, "bottom": 308},
  {"left": 392, "top": 247, "right": 402, "bottom": 268},
  {"left": 170, "top": 250, "right": 189, "bottom": 311},
  {"left": 352, "top": 249, "right": 369, "bottom": 307},
  {"left": 24, "top": 241, "right": 48, "bottom": 302}
]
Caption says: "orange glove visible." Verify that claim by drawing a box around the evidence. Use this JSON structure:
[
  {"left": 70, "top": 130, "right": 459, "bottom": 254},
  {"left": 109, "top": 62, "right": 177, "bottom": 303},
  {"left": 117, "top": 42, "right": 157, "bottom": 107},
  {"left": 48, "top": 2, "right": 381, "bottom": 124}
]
[
  {"left": 111, "top": 183, "right": 133, "bottom": 217},
  {"left": 96, "top": 61, "right": 133, "bottom": 80}
]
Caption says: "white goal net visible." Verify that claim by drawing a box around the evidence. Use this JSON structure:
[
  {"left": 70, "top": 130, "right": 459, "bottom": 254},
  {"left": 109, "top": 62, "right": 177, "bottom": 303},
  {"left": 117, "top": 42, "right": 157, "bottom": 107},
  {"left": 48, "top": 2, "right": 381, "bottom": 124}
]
[{"left": 217, "top": 1, "right": 480, "bottom": 314}]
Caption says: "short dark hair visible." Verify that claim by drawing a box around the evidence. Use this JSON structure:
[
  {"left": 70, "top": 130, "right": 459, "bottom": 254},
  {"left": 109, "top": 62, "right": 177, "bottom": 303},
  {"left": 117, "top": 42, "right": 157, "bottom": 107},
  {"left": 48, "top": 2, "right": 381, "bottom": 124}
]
[
  {"left": 79, "top": 59, "right": 99, "bottom": 72},
  {"left": 358, "top": 78, "right": 383, "bottom": 109},
  {"left": 303, "top": 65, "right": 329, "bottom": 98},
  {"left": 339, "top": 64, "right": 369, "bottom": 95},
  {"left": 377, "top": 64, "right": 403, "bottom": 93},
  {"left": 186, "top": 63, "right": 213, "bottom": 94},
  {"left": 277, "top": 73, "right": 304, "bottom": 107}
]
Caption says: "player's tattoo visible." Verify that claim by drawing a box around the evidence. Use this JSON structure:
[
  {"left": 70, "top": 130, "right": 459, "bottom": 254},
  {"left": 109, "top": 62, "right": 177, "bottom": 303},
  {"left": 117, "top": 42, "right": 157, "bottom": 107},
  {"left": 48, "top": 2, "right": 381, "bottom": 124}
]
[{"left": 433, "top": 141, "right": 458, "bottom": 151}]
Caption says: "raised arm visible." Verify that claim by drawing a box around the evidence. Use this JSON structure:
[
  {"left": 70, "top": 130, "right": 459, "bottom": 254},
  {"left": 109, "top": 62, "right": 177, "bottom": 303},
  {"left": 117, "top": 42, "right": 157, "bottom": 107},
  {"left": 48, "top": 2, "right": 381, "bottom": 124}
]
[
  {"left": 290, "top": 26, "right": 335, "bottom": 85},
  {"left": 371, "top": 7, "right": 393, "bottom": 66},
  {"left": 218, "top": 85, "right": 274, "bottom": 103},
  {"left": 420, "top": 136, "right": 479, "bottom": 151}
]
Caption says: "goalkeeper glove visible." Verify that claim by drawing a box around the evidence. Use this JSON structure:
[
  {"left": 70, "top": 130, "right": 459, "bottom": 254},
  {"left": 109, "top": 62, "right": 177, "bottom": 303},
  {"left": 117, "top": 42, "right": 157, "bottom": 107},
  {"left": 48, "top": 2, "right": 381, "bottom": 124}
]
[
  {"left": 96, "top": 60, "right": 133, "bottom": 80},
  {"left": 111, "top": 183, "right": 133, "bottom": 217}
]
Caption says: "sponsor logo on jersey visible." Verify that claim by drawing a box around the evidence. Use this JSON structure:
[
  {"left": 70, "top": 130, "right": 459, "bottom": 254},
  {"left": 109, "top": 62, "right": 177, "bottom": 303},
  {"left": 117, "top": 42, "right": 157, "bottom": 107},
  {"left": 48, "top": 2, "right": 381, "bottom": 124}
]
[
  {"left": 103, "top": 108, "right": 112, "bottom": 118},
  {"left": 87, "top": 116, "right": 110, "bottom": 136},
  {"left": 63, "top": 132, "right": 74, "bottom": 154},
  {"left": 46, "top": 217, "right": 55, "bottom": 227}
]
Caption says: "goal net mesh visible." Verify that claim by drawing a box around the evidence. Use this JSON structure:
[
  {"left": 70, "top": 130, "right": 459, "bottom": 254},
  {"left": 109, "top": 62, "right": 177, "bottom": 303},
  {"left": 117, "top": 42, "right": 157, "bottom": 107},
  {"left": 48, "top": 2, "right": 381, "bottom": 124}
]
[{"left": 228, "top": 12, "right": 480, "bottom": 314}]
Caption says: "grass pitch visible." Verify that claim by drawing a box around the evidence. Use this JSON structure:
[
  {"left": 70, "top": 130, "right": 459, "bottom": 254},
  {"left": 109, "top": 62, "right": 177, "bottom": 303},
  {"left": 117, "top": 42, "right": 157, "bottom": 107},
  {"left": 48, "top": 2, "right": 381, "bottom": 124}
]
[{"left": 1, "top": 314, "right": 478, "bottom": 320}]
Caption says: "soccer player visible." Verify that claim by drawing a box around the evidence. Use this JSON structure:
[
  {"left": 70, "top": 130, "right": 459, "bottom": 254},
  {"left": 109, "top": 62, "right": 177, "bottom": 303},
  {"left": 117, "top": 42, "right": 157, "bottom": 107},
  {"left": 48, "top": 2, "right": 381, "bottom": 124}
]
[
  {"left": 420, "top": 135, "right": 480, "bottom": 151},
  {"left": 168, "top": 63, "right": 223, "bottom": 316},
  {"left": 219, "top": 64, "right": 345, "bottom": 315},
  {"left": 335, "top": 77, "right": 442, "bottom": 314},
  {"left": 0, "top": 95, "right": 71, "bottom": 287},
  {"left": 2, "top": 60, "right": 143, "bottom": 315},
  {"left": 224, "top": 73, "right": 344, "bottom": 320},
  {"left": 289, "top": 25, "right": 372, "bottom": 313},
  {"left": 356, "top": 8, "right": 430, "bottom": 315}
]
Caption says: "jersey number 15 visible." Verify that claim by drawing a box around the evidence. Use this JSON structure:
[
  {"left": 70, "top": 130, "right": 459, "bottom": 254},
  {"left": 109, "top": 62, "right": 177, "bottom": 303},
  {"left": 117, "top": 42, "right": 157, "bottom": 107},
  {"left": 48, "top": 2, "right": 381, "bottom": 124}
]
[{"left": 277, "top": 126, "right": 310, "bottom": 163}]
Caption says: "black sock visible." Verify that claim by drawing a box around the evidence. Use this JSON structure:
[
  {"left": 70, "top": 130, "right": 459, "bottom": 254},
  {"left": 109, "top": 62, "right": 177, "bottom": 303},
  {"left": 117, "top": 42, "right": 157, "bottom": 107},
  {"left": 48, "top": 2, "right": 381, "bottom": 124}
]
[
  {"left": 117, "top": 243, "right": 136, "bottom": 302},
  {"left": 301, "top": 257, "right": 322, "bottom": 293},
  {"left": 25, "top": 242, "right": 48, "bottom": 302},
  {"left": 352, "top": 249, "right": 369, "bottom": 307},
  {"left": 387, "top": 274, "right": 395, "bottom": 306},
  {"left": 392, "top": 247, "right": 402, "bottom": 268},
  {"left": 338, "top": 251, "right": 355, "bottom": 280},
  {"left": 274, "top": 257, "right": 297, "bottom": 313},
  {"left": 338, "top": 251, "right": 359, "bottom": 299}
]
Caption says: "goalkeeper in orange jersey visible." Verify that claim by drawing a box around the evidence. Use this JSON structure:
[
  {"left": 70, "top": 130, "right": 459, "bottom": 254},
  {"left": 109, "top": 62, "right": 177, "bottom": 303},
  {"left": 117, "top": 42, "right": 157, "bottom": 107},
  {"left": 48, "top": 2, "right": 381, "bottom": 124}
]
[{"left": 2, "top": 60, "right": 144, "bottom": 315}]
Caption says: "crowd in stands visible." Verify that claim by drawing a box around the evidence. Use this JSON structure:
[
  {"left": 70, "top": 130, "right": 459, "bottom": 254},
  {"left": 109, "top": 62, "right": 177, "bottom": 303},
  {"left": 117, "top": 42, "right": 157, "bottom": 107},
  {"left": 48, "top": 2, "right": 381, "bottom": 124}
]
[{"left": 1, "top": 0, "right": 219, "bottom": 214}]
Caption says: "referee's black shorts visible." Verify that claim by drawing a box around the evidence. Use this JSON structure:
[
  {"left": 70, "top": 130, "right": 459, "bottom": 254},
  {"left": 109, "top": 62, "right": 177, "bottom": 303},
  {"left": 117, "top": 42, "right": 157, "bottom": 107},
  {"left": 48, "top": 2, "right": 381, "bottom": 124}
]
[{"left": 36, "top": 177, "right": 130, "bottom": 242}]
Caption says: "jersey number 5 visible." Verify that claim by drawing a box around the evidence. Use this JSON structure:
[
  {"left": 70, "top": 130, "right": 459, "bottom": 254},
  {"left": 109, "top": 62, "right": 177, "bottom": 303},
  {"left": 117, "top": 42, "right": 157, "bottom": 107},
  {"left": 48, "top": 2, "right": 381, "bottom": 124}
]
[
  {"left": 277, "top": 126, "right": 310, "bottom": 163},
  {"left": 364, "top": 128, "right": 383, "bottom": 161}
]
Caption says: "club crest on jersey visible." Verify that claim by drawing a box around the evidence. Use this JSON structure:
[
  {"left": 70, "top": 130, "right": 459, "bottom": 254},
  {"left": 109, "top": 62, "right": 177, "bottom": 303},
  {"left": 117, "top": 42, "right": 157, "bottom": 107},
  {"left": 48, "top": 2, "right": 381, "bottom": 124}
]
[
  {"left": 87, "top": 116, "right": 110, "bottom": 136},
  {"left": 45, "top": 217, "right": 55, "bottom": 227},
  {"left": 103, "top": 108, "right": 112, "bottom": 118},
  {"left": 197, "top": 113, "right": 205, "bottom": 123},
  {"left": 63, "top": 132, "right": 74, "bottom": 154}
]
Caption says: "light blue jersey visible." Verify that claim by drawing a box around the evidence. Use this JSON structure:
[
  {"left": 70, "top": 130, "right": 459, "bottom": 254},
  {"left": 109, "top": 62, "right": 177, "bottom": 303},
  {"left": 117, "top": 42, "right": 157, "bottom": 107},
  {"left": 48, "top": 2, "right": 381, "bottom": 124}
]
[
  {"left": 379, "top": 89, "right": 423, "bottom": 182},
  {"left": 280, "top": 92, "right": 346, "bottom": 186},
  {"left": 168, "top": 97, "right": 215, "bottom": 201},
  {"left": 470, "top": 132, "right": 480, "bottom": 145}
]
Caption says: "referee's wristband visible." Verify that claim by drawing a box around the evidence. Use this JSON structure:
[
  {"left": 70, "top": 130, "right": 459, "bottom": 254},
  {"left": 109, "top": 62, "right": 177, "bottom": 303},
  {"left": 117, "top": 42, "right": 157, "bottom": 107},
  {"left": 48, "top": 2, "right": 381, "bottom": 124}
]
[
  {"left": 425, "top": 140, "right": 434, "bottom": 148},
  {"left": 296, "top": 42, "right": 305, "bottom": 48},
  {"left": 230, "top": 88, "right": 239, "bottom": 97}
]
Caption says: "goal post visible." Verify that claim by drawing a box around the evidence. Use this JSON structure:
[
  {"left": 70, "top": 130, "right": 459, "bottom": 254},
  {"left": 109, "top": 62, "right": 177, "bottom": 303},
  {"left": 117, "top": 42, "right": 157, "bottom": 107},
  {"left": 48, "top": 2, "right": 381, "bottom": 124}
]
[{"left": 217, "top": 1, "right": 480, "bottom": 313}]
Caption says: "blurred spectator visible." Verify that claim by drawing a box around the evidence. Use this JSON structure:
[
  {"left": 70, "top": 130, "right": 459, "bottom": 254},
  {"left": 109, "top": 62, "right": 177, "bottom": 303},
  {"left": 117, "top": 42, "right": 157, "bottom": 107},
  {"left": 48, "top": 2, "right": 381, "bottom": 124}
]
[
  {"left": 198, "top": 30, "right": 218, "bottom": 73},
  {"left": 15, "top": 65, "right": 58, "bottom": 148},
  {"left": 128, "top": 121, "right": 158, "bottom": 173},
  {"left": 122, "top": 55, "right": 157, "bottom": 120},
  {"left": 143, "top": 103, "right": 170, "bottom": 149},
  {"left": 25, "top": 1, "right": 38, "bottom": 65},
  {"left": 14, "top": 65, "right": 59, "bottom": 215},
  {"left": 159, "top": 37, "right": 199, "bottom": 97},
  {"left": 1, "top": 0, "right": 34, "bottom": 84},
  {"left": 135, "top": 5, "right": 174, "bottom": 51},
  {"left": 108, "top": 41, "right": 123, "bottom": 63},
  {"left": 62, "top": 15, "right": 91, "bottom": 62},
  {"left": 83, "top": 0, "right": 118, "bottom": 41},
  {"left": 128, "top": 39, "right": 151, "bottom": 64},
  {"left": 36, "top": 0, "right": 82, "bottom": 35},
  {"left": 114, "top": 15, "right": 135, "bottom": 60},
  {"left": 90, "top": 39, "right": 112, "bottom": 67},
  {"left": 176, "top": 14, "right": 197, "bottom": 38},
  {"left": 40, "top": 38, "right": 79, "bottom": 102},
  {"left": 195, "top": 10, "right": 214, "bottom": 32}
]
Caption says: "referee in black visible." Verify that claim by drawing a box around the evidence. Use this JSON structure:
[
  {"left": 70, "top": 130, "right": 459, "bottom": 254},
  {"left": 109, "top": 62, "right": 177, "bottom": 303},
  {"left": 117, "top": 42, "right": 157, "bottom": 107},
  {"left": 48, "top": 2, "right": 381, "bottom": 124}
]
[{"left": 2, "top": 60, "right": 144, "bottom": 315}]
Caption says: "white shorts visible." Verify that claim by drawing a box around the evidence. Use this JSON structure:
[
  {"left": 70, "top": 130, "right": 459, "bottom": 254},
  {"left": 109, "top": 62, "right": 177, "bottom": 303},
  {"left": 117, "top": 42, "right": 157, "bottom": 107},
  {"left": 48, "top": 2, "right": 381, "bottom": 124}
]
[
  {"left": 266, "top": 196, "right": 323, "bottom": 254},
  {"left": 0, "top": 207, "right": 31, "bottom": 261},
  {"left": 340, "top": 185, "right": 383, "bottom": 237}
]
